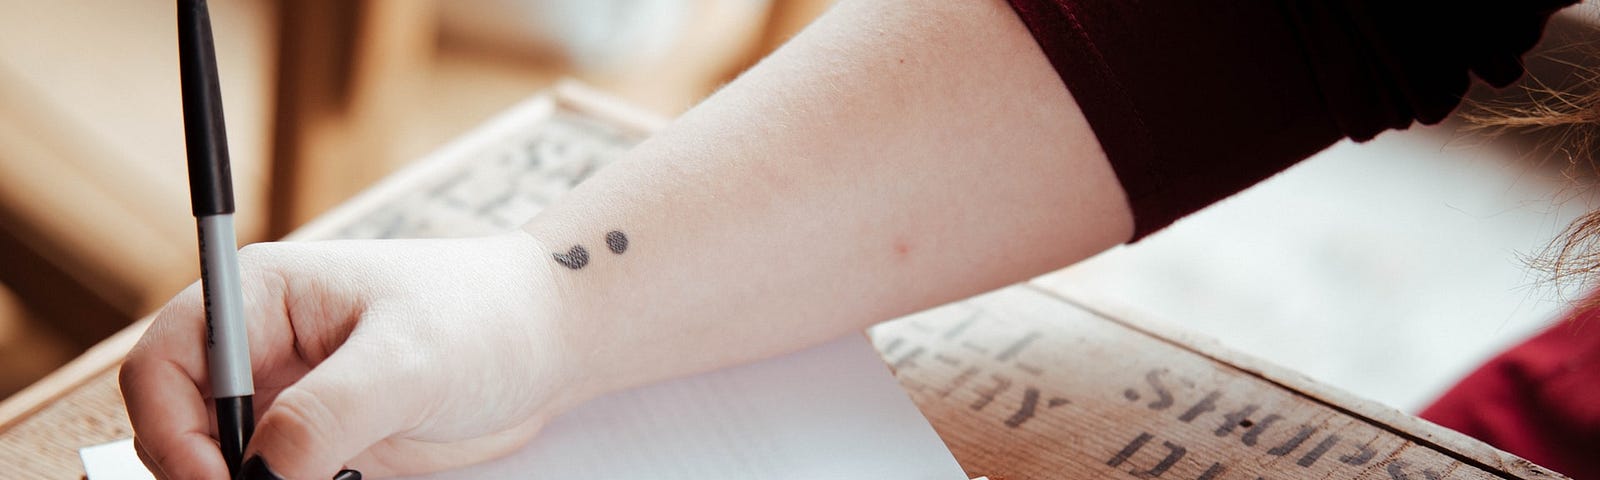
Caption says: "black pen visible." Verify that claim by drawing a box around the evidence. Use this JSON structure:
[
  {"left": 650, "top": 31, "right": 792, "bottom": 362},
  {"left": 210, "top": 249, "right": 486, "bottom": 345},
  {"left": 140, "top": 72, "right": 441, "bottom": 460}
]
[
  {"left": 176, "top": 0, "right": 253, "bottom": 476},
  {"left": 177, "top": 5, "right": 363, "bottom": 479}
]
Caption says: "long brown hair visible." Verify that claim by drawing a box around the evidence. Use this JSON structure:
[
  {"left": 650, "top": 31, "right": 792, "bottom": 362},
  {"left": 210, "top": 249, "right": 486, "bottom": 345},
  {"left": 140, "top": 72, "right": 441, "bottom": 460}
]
[{"left": 1463, "top": 42, "right": 1600, "bottom": 304}]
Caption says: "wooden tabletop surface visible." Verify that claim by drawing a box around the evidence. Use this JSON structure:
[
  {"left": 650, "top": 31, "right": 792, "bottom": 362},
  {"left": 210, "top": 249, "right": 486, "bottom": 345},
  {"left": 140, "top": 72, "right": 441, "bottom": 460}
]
[{"left": 0, "top": 84, "right": 1568, "bottom": 479}]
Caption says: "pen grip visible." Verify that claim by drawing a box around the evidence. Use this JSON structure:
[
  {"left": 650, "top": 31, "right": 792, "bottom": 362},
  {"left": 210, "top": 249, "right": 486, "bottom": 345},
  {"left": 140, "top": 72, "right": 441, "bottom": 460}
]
[
  {"left": 178, "top": 0, "right": 235, "bottom": 217},
  {"left": 198, "top": 214, "right": 253, "bottom": 398}
]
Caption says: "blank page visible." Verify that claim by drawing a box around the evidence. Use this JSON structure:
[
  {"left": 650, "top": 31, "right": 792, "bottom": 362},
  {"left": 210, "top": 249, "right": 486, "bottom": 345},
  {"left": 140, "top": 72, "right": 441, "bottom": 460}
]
[
  {"left": 85, "top": 335, "right": 966, "bottom": 479},
  {"left": 403, "top": 335, "right": 966, "bottom": 479}
]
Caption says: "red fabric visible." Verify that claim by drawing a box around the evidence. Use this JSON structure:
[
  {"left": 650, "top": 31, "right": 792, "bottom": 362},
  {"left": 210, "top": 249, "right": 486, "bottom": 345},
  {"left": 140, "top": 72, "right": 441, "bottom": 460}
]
[
  {"left": 1003, "top": 0, "right": 1573, "bottom": 239},
  {"left": 1421, "top": 313, "right": 1600, "bottom": 479}
]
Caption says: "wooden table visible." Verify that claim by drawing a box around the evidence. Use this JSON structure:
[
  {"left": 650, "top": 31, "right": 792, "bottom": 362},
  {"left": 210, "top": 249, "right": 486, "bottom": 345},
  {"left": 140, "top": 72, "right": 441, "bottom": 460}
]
[{"left": 0, "top": 84, "right": 1569, "bottom": 479}]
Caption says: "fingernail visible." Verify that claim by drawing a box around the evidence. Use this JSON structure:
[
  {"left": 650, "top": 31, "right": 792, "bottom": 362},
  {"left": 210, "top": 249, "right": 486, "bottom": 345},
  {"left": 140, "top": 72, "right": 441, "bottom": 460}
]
[
  {"left": 235, "top": 456, "right": 283, "bottom": 480},
  {"left": 235, "top": 455, "right": 362, "bottom": 480}
]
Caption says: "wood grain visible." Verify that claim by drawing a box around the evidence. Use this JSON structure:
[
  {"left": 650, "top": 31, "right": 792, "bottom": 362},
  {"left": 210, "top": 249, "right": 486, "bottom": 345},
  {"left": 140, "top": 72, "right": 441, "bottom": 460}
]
[{"left": 870, "top": 286, "right": 1569, "bottom": 479}]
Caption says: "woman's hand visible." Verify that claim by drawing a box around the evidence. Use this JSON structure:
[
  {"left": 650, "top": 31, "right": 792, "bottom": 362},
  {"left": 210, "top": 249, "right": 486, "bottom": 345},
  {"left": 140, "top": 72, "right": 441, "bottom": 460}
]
[{"left": 120, "top": 232, "right": 586, "bottom": 480}]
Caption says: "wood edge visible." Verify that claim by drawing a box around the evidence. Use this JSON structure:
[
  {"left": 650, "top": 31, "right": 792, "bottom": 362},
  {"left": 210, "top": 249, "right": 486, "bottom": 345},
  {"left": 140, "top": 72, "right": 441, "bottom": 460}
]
[
  {"left": 288, "top": 80, "right": 666, "bottom": 243},
  {"left": 0, "top": 316, "right": 150, "bottom": 434},
  {"left": 286, "top": 95, "right": 560, "bottom": 241},
  {"left": 553, "top": 80, "right": 672, "bottom": 133},
  {"left": 1025, "top": 282, "right": 1571, "bottom": 479}
]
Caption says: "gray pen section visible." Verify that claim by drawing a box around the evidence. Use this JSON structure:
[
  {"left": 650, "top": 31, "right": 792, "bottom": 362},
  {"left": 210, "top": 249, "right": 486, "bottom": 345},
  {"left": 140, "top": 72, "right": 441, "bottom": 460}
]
[{"left": 198, "top": 214, "right": 254, "bottom": 398}]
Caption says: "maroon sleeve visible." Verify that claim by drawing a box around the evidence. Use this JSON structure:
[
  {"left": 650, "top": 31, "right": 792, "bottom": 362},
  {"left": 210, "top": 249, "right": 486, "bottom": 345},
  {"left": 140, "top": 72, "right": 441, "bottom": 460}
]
[
  {"left": 1004, "top": 1, "right": 1573, "bottom": 239},
  {"left": 1420, "top": 307, "right": 1600, "bottom": 479}
]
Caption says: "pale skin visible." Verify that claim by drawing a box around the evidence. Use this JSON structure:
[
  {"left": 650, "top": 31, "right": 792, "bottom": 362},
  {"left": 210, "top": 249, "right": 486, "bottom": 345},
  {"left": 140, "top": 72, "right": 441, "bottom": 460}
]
[{"left": 119, "top": 0, "right": 1135, "bottom": 478}]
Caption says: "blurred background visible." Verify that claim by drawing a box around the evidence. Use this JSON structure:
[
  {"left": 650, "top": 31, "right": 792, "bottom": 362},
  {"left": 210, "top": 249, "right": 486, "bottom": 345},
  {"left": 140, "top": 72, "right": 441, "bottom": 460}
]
[{"left": 0, "top": 0, "right": 1595, "bottom": 421}]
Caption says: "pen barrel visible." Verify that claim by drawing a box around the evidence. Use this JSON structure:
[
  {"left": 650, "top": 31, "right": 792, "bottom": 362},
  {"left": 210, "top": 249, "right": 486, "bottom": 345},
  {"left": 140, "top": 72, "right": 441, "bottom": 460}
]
[
  {"left": 178, "top": 0, "right": 234, "bottom": 216},
  {"left": 216, "top": 395, "right": 254, "bottom": 475},
  {"left": 198, "top": 214, "right": 254, "bottom": 398}
]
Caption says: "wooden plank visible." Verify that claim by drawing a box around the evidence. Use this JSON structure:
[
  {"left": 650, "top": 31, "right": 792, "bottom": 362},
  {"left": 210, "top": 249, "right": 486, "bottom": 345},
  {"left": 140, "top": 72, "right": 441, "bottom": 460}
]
[
  {"left": 1047, "top": 290, "right": 1567, "bottom": 479},
  {"left": 0, "top": 368, "right": 127, "bottom": 475},
  {"left": 0, "top": 287, "right": 74, "bottom": 400},
  {"left": 0, "top": 85, "right": 1569, "bottom": 479},
  {"left": 0, "top": 319, "right": 146, "bottom": 432},
  {"left": 869, "top": 286, "right": 1568, "bottom": 479}
]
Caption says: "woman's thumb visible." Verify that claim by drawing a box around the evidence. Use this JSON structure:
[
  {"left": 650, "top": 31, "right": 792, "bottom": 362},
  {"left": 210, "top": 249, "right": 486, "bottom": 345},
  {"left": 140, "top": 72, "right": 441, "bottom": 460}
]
[{"left": 238, "top": 336, "right": 423, "bottom": 479}]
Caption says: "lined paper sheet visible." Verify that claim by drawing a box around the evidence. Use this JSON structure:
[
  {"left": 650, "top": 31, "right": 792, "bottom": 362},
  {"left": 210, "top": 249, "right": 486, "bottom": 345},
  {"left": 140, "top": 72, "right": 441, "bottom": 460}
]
[{"left": 85, "top": 336, "right": 966, "bottom": 479}]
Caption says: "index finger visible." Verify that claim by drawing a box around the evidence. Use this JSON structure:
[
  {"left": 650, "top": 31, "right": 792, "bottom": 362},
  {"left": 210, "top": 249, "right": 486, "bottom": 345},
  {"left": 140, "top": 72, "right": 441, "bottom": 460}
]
[{"left": 119, "top": 282, "right": 229, "bottom": 480}]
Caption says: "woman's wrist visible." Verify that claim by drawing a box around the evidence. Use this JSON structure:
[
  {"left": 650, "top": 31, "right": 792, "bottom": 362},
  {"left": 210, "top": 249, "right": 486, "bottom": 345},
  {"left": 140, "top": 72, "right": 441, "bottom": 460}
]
[{"left": 501, "top": 228, "right": 612, "bottom": 416}]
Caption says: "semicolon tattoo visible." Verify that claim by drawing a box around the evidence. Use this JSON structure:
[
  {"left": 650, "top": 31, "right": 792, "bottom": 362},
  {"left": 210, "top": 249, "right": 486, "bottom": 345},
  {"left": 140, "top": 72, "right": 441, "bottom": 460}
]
[
  {"left": 553, "top": 245, "right": 589, "bottom": 269},
  {"left": 552, "top": 231, "right": 628, "bottom": 270},
  {"left": 606, "top": 231, "right": 628, "bottom": 254}
]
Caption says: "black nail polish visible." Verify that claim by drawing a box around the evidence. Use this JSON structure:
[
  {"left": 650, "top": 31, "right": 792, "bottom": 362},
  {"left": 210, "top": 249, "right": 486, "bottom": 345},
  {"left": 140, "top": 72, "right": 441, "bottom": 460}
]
[
  {"left": 235, "top": 455, "right": 361, "bottom": 480},
  {"left": 235, "top": 456, "right": 283, "bottom": 480}
]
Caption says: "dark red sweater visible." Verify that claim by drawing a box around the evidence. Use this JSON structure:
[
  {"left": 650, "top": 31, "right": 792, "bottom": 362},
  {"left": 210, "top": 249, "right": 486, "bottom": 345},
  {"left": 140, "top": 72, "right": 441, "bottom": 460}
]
[
  {"left": 1421, "top": 316, "right": 1600, "bottom": 480},
  {"left": 1001, "top": 1, "right": 1595, "bottom": 477},
  {"left": 1004, "top": 0, "right": 1572, "bottom": 238}
]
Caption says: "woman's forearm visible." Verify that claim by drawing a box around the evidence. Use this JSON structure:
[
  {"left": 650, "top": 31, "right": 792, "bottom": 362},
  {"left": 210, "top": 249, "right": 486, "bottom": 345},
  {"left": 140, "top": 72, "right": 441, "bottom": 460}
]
[{"left": 522, "top": 0, "right": 1132, "bottom": 399}]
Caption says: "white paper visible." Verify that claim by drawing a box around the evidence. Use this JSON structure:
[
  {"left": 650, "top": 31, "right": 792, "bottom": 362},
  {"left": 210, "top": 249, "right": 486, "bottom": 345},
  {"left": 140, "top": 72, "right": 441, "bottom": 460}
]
[
  {"left": 86, "top": 336, "right": 965, "bottom": 479},
  {"left": 81, "top": 439, "right": 155, "bottom": 480}
]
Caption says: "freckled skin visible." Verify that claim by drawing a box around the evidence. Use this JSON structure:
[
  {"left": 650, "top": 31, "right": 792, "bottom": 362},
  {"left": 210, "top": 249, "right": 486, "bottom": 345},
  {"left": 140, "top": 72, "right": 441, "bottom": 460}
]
[{"left": 606, "top": 231, "right": 628, "bottom": 254}]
